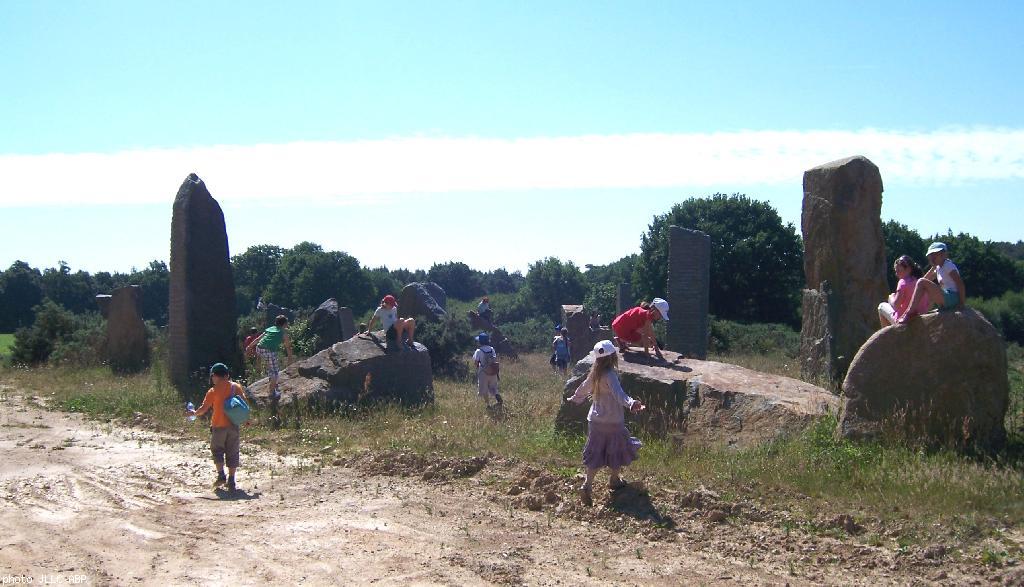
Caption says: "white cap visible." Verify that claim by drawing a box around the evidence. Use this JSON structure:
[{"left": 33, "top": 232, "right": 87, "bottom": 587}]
[
  {"left": 652, "top": 297, "right": 670, "bottom": 321},
  {"left": 591, "top": 340, "right": 617, "bottom": 358}
]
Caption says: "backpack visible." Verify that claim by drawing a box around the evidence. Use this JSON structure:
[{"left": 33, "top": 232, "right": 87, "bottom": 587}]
[
  {"left": 223, "top": 384, "right": 251, "bottom": 426},
  {"left": 554, "top": 337, "right": 570, "bottom": 360},
  {"left": 481, "top": 348, "right": 500, "bottom": 376}
]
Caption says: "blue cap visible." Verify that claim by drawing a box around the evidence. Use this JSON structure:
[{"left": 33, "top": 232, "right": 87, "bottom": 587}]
[{"left": 476, "top": 332, "right": 490, "bottom": 345}]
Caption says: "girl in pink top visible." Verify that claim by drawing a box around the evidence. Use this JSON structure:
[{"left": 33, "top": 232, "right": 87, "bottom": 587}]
[{"left": 878, "top": 255, "right": 929, "bottom": 327}]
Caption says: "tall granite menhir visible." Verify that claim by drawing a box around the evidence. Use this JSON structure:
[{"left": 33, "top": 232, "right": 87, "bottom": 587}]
[
  {"left": 168, "top": 174, "right": 241, "bottom": 390},
  {"left": 666, "top": 226, "right": 710, "bottom": 359},
  {"left": 799, "top": 156, "right": 889, "bottom": 387}
]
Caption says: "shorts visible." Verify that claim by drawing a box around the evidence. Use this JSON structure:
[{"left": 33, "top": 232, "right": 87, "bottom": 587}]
[
  {"left": 211, "top": 425, "right": 240, "bottom": 468},
  {"left": 878, "top": 302, "right": 896, "bottom": 323},
  {"left": 612, "top": 323, "right": 642, "bottom": 344},
  {"left": 257, "top": 347, "right": 279, "bottom": 376},
  {"left": 941, "top": 288, "right": 959, "bottom": 308},
  {"left": 477, "top": 372, "right": 500, "bottom": 398}
]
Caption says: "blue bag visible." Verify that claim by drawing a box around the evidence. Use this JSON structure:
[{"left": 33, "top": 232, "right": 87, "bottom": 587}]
[{"left": 224, "top": 394, "right": 251, "bottom": 427}]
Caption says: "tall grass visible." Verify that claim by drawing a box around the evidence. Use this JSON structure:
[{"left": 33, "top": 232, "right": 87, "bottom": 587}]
[
  {"left": 0, "top": 333, "right": 14, "bottom": 360},
  {"left": 2, "top": 351, "right": 1023, "bottom": 536}
]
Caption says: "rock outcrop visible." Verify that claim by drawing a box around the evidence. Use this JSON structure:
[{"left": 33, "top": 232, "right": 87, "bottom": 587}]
[
  {"left": 247, "top": 332, "right": 433, "bottom": 408},
  {"left": 799, "top": 156, "right": 889, "bottom": 387},
  {"left": 399, "top": 282, "right": 448, "bottom": 322},
  {"left": 168, "top": 174, "right": 240, "bottom": 388},
  {"left": 309, "top": 298, "right": 357, "bottom": 352},
  {"left": 105, "top": 285, "right": 149, "bottom": 374},
  {"left": 467, "top": 311, "right": 519, "bottom": 360},
  {"left": 556, "top": 351, "right": 839, "bottom": 448},
  {"left": 838, "top": 309, "right": 1008, "bottom": 449}
]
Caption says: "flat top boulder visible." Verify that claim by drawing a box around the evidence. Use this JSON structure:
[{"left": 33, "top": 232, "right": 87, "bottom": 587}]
[{"left": 558, "top": 350, "right": 839, "bottom": 448}]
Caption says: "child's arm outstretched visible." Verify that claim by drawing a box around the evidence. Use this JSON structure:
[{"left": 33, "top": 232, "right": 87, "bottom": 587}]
[
  {"left": 608, "top": 372, "right": 645, "bottom": 413},
  {"left": 245, "top": 333, "right": 264, "bottom": 354},
  {"left": 567, "top": 374, "right": 595, "bottom": 404}
]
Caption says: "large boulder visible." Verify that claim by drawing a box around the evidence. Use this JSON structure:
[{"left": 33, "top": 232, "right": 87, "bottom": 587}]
[
  {"left": 308, "top": 298, "right": 357, "bottom": 352},
  {"left": 399, "top": 282, "right": 448, "bottom": 322},
  {"left": 560, "top": 305, "right": 611, "bottom": 364},
  {"left": 105, "top": 285, "right": 150, "bottom": 374},
  {"left": 799, "top": 156, "right": 889, "bottom": 387},
  {"left": 838, "top": 309, "right": 1008, "bottom": 449},
  {"left": 168, "top": 173, "right": 240, "bottom": 388},
  {"left": 556, "top": 350, "right": 839, "bottom": 448},
  {"left": 264, "top": 303, "right": 295, "bottom": 326},
  {"left": 247, "top": 332, "right": 433, "bottom": 408},
  {"left": 467, "top": 311, "right": 519, "bottom": 360}
]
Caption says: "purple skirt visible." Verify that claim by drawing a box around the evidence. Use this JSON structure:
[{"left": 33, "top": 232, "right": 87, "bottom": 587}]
[{"left": 582, "top": 421, "right": 642, "bottom": 470}]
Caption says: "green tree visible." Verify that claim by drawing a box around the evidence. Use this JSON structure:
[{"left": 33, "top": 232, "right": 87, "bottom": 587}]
[
  {"left": 40, "top": 261, "right": 96, "bottom": 314},
  {"left": 9, "top": 299, "right": 78, "bottom": 364},
  {"left": 0, "top": 261, "right": 44, "bottom": 331},
  {"left": 634, "top": 194, "right": 803, "bottom": 325},
  {"left": 266, "top": 242, "right": 375, "bottom": 313},
  {"left": 427, "top": 261, "right": 483, "bottom": 301},
  {"left": 479, "top": 268, "right": 524, "bottom": 294},
  {"left": 882, "top": 220, "right": 927, "bottom": 290},
  {"left": 128, "top": 261, "right": 170, "bottom": 326},
  {"left": 232, "top": 244, "right": 286, "bottom": 312},
  {"left": 366, "top": 266, "right": 403, "bottom": 302},
  {"left": 524, "top": 257, "right": 587, "bottom": 322}
]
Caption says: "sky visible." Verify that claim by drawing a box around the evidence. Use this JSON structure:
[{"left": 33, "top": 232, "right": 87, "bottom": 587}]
[{"left": 1, "top": 1, "right": 1022, "bottom": 274}]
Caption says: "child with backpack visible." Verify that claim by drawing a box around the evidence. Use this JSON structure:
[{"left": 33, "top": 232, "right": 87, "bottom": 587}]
[
  {"left": 552, "top": 327, "right": 572, "bottom": 374},
  {"left": 188, "top": 363, "right": 247, "bottom": 493},
  {"left": 473, "top": 332, "right": 502, "bottom": 407}
]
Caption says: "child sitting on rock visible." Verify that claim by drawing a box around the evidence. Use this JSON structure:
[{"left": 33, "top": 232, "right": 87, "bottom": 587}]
[
  {"left": 473, "top": 332, "right": 502, "bottom": 407},
  {"left": 365, "top": 294, "right": 416, "bottom": 349},
  {"left": 898, "top": 242, "right": 966, "bottom": 324},
  {"left": 566, "top": 340, "right": 645, "bottom": 506},
  {"left": 878, "top": 255, "right": 931, "bottom": 327}
]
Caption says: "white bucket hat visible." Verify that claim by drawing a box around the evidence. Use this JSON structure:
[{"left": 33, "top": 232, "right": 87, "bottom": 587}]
[
  {"left": 651, "top": 297, "right": 670, "bottom": 321},
  {"left": 591, "top": 339, "right": 617, "bottom": 359}
]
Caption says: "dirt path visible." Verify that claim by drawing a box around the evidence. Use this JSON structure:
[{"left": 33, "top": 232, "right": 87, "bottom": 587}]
[
  {"left": 0, "top": 390, "right": 781, "bottom": 586},
  {"left": 0, "top": 388, "right": 1002, "bottom": 586}
]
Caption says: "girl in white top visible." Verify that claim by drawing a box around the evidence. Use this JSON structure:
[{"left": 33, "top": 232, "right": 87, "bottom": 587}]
[
  {"left": 898, "top": 242, "right": 966, "bottom": 324},
  {"left": 567, "top": 340, "right": 645, "bottom": 506},
  {"left": 364, "top": 295, "right": 417, "bottom": 348}
]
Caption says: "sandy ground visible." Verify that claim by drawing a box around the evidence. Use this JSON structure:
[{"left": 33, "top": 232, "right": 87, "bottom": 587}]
[{"left": 0, "top": 388, "right": 1010, "bottom": 586}]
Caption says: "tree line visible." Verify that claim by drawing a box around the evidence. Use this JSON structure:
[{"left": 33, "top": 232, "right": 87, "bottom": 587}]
[{"left": 3, "top": 194, "right": 1023, "bottom": 337}]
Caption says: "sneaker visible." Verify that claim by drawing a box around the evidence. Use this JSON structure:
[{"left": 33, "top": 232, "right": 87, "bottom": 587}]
[
  {"left": 578, "top": 484, "right": 593, "bottom": 507},
  {"left": 213, "top": 472, "right": 227, "bottom": 489},
  {"left": 226, "top": 477, "right": 236, "bottom": 493},
  {"left": 495, "top": 394, "right": 503, "bottom": 406}
]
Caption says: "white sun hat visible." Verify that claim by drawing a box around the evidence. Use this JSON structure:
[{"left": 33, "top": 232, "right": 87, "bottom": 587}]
[
  {"left": 591, "top": 340, "right": 617, "bottom": 358},
  {"left": 651, "top": 297, "right": 670, "bottom": 321}
]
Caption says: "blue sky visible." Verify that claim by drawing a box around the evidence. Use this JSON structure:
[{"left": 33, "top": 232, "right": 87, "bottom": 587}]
[{"left": 1, "top": 1, "right": 1022, "bottom": 273}]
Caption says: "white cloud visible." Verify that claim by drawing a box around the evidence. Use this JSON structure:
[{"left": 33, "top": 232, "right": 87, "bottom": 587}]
[{"left": 1, "top": 128, "right": 1022, "bottom": 206}]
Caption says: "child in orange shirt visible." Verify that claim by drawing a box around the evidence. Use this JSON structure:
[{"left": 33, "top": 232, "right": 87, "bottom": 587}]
[{"left": 189, "top": 363, "right": 245, "bottom": 492}]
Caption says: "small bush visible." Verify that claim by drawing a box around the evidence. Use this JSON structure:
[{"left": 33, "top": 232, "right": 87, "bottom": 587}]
[
  {"left": 10, "top": 299, "right": 81, "bottom": 365},
  {"left": 49, "top": 313, "right": 106, "bottom": 367},
  {"left": 500, "top": 318, "right": 554, "bottom": 353},
  {"left": 970, "top": 292, "right": 1024, "bottom": 345},
  {"left": 415, "top": 314, "right": 475, "bottom": 377}
]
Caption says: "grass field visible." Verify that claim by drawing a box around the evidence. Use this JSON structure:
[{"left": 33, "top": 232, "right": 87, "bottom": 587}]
[
  {"left": 2, "top": 349, "right": 1022, "bottom": 557},
  {"left": 0, "top": 333, "right": 14, "bottom": 359}
]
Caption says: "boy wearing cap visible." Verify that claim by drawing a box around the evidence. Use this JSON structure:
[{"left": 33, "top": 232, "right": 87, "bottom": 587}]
[
  {"left": 611, "top": 298, "right": 669, "bottom": 360},
  {"left": 472, "top": 332, "right": 502, "bottom": 407},
  {"left": 898, "top": 242, "right": 966, "bottom": 324},
  {"left": 189, "top": 363, "right": 246, "bottom": 492}
]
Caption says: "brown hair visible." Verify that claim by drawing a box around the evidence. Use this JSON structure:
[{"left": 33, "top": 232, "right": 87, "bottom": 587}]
[
  {"left": 894, "top": 255, "right": 924, "bottom": 279},
  {"left": 275, "top": 315, "right": 289, "bottom": 327}
]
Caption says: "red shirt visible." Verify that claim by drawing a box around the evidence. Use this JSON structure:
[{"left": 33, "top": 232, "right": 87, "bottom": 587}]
[
  {"left": 612, "top": 306, "right": 655, "bottom": 336},
  {"left": 243, "top": 334, "right": 259, "bottom": 357}
]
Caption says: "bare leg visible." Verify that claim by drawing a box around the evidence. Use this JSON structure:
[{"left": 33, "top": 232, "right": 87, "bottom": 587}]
[
  {"left": 407, "top": 318, "right": 416, "bottom": 344},
  {"left": 583, "top": 467, "right": 597, "bottom": 488},
  {"left": 899, "top": 280, "right": 942, "bottom": 323},
  {"left": 609, "top": 466, "right": 623, "bottom": 488},
  {"left": 879, "top": 307, "right": 892, "bottom": 327}
]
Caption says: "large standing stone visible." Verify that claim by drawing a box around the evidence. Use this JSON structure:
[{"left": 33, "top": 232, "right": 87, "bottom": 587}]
[
  {"left": 105, "top": 285, "right": 150, "bottom": 374},
  {"left": 555, "top": 351, "right": 839, "bottom": 448},
  {"left": 309, "top": 298, "right": 356, "bottom": 353},
  {"left": 168, "top": 174, "right": 241, "bottom": 389},
  {"left": 666, "top": 226, "right": 710, "bottom": 359},
  {"left": 616, "top": 283, "right": 632, "bottom": 317},
  {"left": 838, "top": 309, "right": 1008, "bottom": 450},
  {"left": 247, "top": 333, "right": 433, "bottom": 408},
  {"left": 560, "top": 305, "right": 612, "bottom": 364},
  {"left": 799, "top": 156, "right": 888, "bottom": 387},
  {"left": 399, "top": 282, "right": 448, "bottom": 321}
]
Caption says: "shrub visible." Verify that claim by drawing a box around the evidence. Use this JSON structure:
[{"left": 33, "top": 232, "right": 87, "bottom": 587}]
[
  {"left": 501, "top": 319, "right": 554, "bottom": 353},
  {"left": 415, "top": 314, "right": 475, "bottom": 377},
  {"left": 49, "top": 312, "right": 106, "bottom": 367},
  {"left": 9, "top": 299, "right": 80, "bottom": 365},
  {"left": 970, "top": 292, "right": 1024, "bottom": 345}
]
